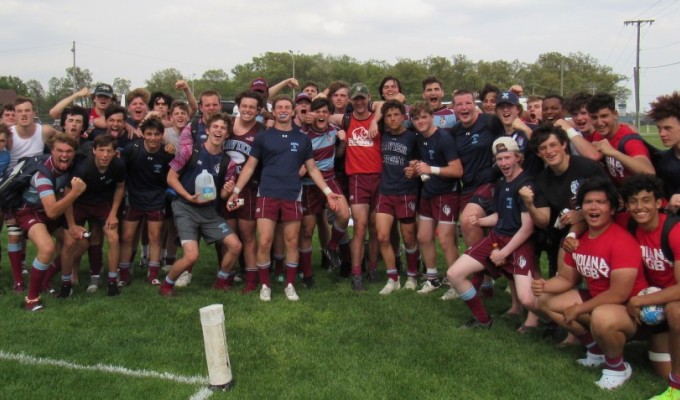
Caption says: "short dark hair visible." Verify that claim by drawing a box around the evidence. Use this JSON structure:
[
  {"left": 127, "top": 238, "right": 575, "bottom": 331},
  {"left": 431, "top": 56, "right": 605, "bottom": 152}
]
[
  {"left": 105, "top": 105, "right": 127, "bottom": 120},
  {"left": 199, "top": 90, "right": 221, "bottom": 104},
  {"left": 48, "top": 132, "right": 78, "bottom": 151},
  {"left": 453, "top": 89, "right": 474, "bottom": 100},
  {"left": 586, "top": 93, "right": 616, "bottom": 114},
  {"left": 648, "top": 91, "right": 680, "bottom": 122},
  {"left": 543, "top": 94, "right": 565, "bottom": 107},
  {"left": 2, "top": 103, "right": 15, "bottom": 113},
  {"left": 170, "top": 100, "right": 190, "bottom": 115},
  {"left": 479, "top": 83, "right": 499, "bottom": 101},
  {"left": 14, "top": 96, "right": 34, "bottom": 108},
  {"left": 139, "top": 117, "right": 165, "bottom": 133},
  {"left": 205, "top": 112, "right": 233, "bottom": 136},
  {"left": 93, "top": 134, "right": 117, "bottom": 150},
  {"left": 619, "top": 174, "right": 665, "bottom": 203},
  {"left": 529, "top": 123, "right": 569, "bottom": 154},
  {"left": 327, "top": 81, "right": 349, "bottom": 97},
  {"left": 235, "top": 90, "right": 264, "bottom": 109},
  {"left": 271, "top": 95, "right": 293, "bottom": 110},
  {"left": 409, "top": 102, "right": 433, "bottom": 117},
  {"left": 149, "top": 92, "right": 174, "bottom": 110},
  {"left": 380, "top": 99, "right": 406, "bottom": 116},
  {"left": 0, "top": 123, "right": 10, "bottom": 137},
  {"left": 310, "top": 98, "right": 331, "bottom": 112},
  {"left": 60, "top": 106, "right": 89, "bottom": 132},
  {"left": 576, "top": 177, "right": 619, "bottom": 210},
  {"left": 564, "top": 91, "right": 592, "bottom": 115},
  {"left": 422, "top": 76, "right": 443, "bottom": 91},
  {"left": 302, "top": 82, "right": 319, "bottom": 93}
]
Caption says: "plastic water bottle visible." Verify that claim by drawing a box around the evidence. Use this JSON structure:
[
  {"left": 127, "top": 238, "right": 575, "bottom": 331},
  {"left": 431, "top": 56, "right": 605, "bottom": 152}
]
[{"left": 195, "top": 169, "right": 216, "bottom": 201}]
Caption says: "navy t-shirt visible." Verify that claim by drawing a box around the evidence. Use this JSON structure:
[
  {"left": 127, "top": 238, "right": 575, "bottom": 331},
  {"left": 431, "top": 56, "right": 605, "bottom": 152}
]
[
  {"left": 491, "top": 170, "right": 534, "bottom": 236},
  {"left": 379, "top": 129, "right": 419, "bottom": 195},
  {"left": 449, "top": 113, "right": 498, "bottom": 193},
  {"left": 121, "top": 140, "right": 173, "bottom": 211},
  {"left": 657, "top": 149, "right": 680, "bottom": 202},
  {"left": 417, "top": 128, "right": 460, "bottom": 199},
  {"left": 249, "top": 126, "right": 314, "bottom": 201},
  {"left": 72, "top": 156, "right": 126, "bottom": 204}
]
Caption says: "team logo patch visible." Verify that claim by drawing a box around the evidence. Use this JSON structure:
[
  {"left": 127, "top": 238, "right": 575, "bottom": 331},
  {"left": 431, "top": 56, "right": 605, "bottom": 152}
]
[
  {"left": 518, "top": 256, "right": 526, "bottom": 269},
  {"left": 570, "top": 180, "right": 580, "bottom": 196},
  {"left": 291, "top": 142, "right": 300, "bottom": 152},
  {"left": 256, "top": 207, "right": 261, "bottom": 213},
  {"left": 442, "top": 204, "right": 451, "bottom": 216},
  {"left": 408, "top": 201, "right": 416, "bottom": 211}
]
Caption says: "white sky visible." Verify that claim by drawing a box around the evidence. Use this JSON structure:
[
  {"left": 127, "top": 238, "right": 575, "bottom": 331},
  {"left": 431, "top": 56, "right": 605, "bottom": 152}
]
[{"left": 1, "top": 0, "right": 678, "bottom": 111}]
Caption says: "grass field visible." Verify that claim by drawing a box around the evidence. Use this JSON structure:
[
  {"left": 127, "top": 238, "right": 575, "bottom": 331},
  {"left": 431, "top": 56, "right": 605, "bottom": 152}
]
[{"left": 0, "top": 237, "right": 669, "bottom": 400}]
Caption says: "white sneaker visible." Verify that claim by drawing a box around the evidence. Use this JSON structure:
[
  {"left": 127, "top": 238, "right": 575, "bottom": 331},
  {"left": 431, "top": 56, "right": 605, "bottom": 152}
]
[
  {"left": 86, "top": 275, "right": 101, "bottom": 293},
  {"left": 260, "top": 284, "right": 272, "bottom": 302},
  {"left": 576, "top": 351, "right": 605, "bottom": 367},
  {"left": 174, "top": 271, "right": 192, "bottom": 288},
  {"left": 595, "top": 362, "right": 632, "bottom": 390},
  {"left": 403, "top": 277, "right": 418, "bottom": 290},
  {"left": 440, "top": 288, "right": 459, "bottom": 301},
  {"left": 284, "top": 283, "right": 299, "bottom": 301},
  {"left": 417, "top": 279, "right": 441, "bottom": 294},
  {"left": 379, "top": 278, "right": 401, "bottom": 295}
]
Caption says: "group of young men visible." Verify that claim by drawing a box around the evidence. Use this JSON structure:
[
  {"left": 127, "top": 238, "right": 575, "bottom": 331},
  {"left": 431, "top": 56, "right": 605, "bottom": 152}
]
[{"left": 2, "top": 74, "right": 680, "bottom": 398}]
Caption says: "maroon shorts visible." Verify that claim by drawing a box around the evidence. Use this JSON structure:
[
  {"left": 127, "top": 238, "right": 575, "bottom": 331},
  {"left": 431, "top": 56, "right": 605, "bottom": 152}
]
[
  {"left": 256, "top": 196, "right": 303, "bottom": 222},
  {"left": 15, "top": 207, "right": 63, "bottom": 236},
  {"left": 418, "top": 192, "right": 460, "bottom": 223},
  {"left": 375, "top": 194, "right": 417, "bottom": 220},
  {"left": 301, "top": 178, "right": 343, "bottom": 216},
  {"left": 74, "top": 202, "right": 112, "bottom": 225},
  {"left": 348, "top": 173, "right": 380, "bottom": 209},
  {"left": 465, "top": 231, "right": 538, "bottom": 280},
  {"left": 123, "top": 205, "right": 165, "bottom": 222},
  {"left": 460, "top": 183, "right": 494, "bottom": 213}
]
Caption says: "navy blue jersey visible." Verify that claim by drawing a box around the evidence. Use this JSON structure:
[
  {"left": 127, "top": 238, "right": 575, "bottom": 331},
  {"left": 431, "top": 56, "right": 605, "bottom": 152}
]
[
  {"left": 121, "top": 140, "right": 173, "bottom": 211},
  {"left": 379, "top": 129, "right": 419, "bottom": 195},
  {"left": 491, "top": 170, "right": 534, "bottom": 236},
  {"left": 657, "top": 149, "right": 680, "bottom": 201},
  {"left": 417, "top": 128, "right": 460, "bottom": 199},
  {"left": 72, "top": 156, "right": 126, "bottom": 204},
  {"left": 450, "top": 113, "right": 498, "bottom": 193},
  {"left": 250, "top": 126, "right": 314, "bottom": 201}
]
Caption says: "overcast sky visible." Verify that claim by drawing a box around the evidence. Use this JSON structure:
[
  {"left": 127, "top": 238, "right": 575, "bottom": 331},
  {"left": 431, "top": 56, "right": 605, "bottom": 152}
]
[{"left": 2, "top": 0, "right": 678, "bottom": 111}]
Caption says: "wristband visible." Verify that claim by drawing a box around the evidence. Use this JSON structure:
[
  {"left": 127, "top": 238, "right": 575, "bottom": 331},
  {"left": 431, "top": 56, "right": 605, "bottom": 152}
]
[
  {"left": 565, "top": 232, "right": 577, "bottom": 239},
  {"left": 323, "top": 187, "right": 333, "bottom": 196},
  {"left": 566, "top": 128, "right": 579, "bottom": 140},
  {"left": 233, "top": 187, "right": 241, "bottom": 195},
  {"left": 430, "top": 166, "right": 441, "bottom": 175}
]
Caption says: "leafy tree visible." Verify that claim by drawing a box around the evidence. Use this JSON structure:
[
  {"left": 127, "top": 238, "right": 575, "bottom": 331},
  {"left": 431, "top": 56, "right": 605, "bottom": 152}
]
[
  {"left": 145, "top": 68, "right": 184, "bottom": 95},
  {"left": 112, "top": 77, "right": 131, "bottom": 96},
  {"left": 0, "top": 75, "right": 28, "bottom": 95}
]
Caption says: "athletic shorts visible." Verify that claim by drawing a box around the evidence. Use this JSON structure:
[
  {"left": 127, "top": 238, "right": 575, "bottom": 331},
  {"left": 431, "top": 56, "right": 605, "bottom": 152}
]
[
  {"left": 123, "top": 205, "right": 164, "bottom": 222},
  {"left": 256, "top": 196, "right": 303, "bottom": 222},
  {"left": 418, "top": 192, "right": 460, "bottom": 224},
  {"left": 460, "top": 183, "right": 494, "bottom": 214},
  {"left": 301, "top": 177, "right": 343, "bottom": 216},
  {"left": 375, "top": 194, "right": 417, "bottom": 221},
  {"left": 226, "top": 184, "right": 258, "bottom": 221},
  {"left": 348, "top": 173, "right": 380, "bottom": 209},
  {"left": 15, "top": 207, "right": 63, "bottom": 237},
  {"left": 172, "top": 199, "right": 233, "bottom": 244},
  {"left": 465, "top": 231, "right": 538, "bottom": 280},
  {"left": 74, "top": 201, "right": 112, "bottom": 225}
]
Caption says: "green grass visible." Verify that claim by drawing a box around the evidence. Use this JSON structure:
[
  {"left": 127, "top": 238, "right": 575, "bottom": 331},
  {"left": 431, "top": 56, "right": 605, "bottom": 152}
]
[{"left": 0, "top": 238, "right": 668, "bottom": 400}]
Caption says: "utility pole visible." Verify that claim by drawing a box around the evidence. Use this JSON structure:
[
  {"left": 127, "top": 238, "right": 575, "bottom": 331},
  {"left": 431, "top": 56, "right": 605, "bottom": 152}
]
[
  {"left": 559, "top": 58, "right": 565, "bottom": 97},
  {"left": 288, "top": 50, "right": 296, "bottom": 96},
  {"left": 624, "top": 19, "right": 654, "bottom": 129},
  {"left": 71, "top": 41, "right": 77, "bottom": 93}
]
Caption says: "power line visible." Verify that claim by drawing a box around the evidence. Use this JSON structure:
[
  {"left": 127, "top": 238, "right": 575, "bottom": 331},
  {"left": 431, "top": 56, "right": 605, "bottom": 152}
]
[
  {"left": 649, "top": 0, "right": 680, "bottom": 18},
  {"left": 643, "top": 39, "right": 680, "bottom": 51},
  {"left": 634, "top": 0, "right": 665, "bottom": 18},
  {"left": 0, "top": 43, "right": 68, "bottom": 54},
  {"left": 643, "top": 60, "right": 680, "bottom": 69}
]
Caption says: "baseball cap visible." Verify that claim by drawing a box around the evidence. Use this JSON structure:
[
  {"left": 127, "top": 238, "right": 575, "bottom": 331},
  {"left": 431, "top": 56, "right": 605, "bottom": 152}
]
[
  {"left": 496, "top": 91, "right": 520, "bottom": 106},
  {"left": 250, "top": 77, "right": 269, "bottom": 93},
  {"left": 295, "top": 93, "right": 311, "bottom": 103},
  {"left": 492, "top": 136, "right": 520, "bottom": 155},
  {"left": 349, "top": 83, "right": 369, "bottom": 99},
  {"left": 94, "top": 84, "right": 114, "bottom": 98}
]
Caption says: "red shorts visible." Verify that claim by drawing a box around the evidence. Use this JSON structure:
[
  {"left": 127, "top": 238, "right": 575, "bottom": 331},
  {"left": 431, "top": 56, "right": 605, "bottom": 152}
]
[
  {"left": 465, "top": 231, "right": 538, "bottom": 280},
  {"left": 256, "top": 196, "right": 303, "bottom": 222},
  {"left": 301, "top": 178, "right": 343, "bottom": 216},
  {"left": 460, "top": 183, "right": 494, "bottom": 213},
  {"left": 74, "top": 201, "right": 112, "bottom": 225},
  {"left": 375, "top": 194, "right": 417, "bottom": 220},
  {"left": 418, "top": 192, "right": 460, "bottom": 223},
  {"left": 123, "top": 205, "right": 165, "bottom": 222},
  {"left": 15, "top": 207, "right": 63, "bottom": 236},
  {"left": 348, "top": 173, "right": 380, "bottom": 209}
]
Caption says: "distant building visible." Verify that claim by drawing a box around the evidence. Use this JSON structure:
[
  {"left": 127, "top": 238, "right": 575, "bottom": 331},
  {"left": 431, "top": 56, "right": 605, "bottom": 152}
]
[{"left": 0, "top": 89, "right": 17, "bottom": 106}]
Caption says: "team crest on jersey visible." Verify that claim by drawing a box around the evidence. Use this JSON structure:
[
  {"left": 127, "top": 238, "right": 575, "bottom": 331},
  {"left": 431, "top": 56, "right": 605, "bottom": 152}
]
[
  {"left": 213, "top": 164, "right": 220, "bottom": 175},
  {"left": 518, "top": 256, "right": 526, "bottom": 268},
  {"left": 442, "top": 204, "right": 451, "bottom": 216},
  {"left": 291, "top": 142, "right": 300, "bottom": 152},
  {"left": 570, "top": 179, "right": 580, "bottom": 196},
  {"left": 408, "top": 201, "right": 416, "bottom": 211},
  {"left": 153, "top": 164, "right": 162, "bottom": 174},
  {"left": 348, "top": 127, "right": 373, "bottom": 147},
  {"left": 428, "top": 150, "right": 435, "bottom": 160}
]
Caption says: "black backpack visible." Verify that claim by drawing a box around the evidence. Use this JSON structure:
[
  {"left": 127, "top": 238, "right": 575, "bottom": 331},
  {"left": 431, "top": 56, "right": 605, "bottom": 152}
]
[
  {"left": 617, "top": 134, "right": 667, "bottom": 172},
  {"left": 0, "top": 154, "right": 55, "bottom": 209},
  {"left": 627, "top": 211, "right": 680, "bottom": 263}
]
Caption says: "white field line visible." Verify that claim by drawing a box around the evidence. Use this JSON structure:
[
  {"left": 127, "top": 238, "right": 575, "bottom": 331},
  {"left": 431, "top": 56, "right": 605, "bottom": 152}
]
[{"left": 0, "top": 350, "right": 211, "bottom": 399}]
